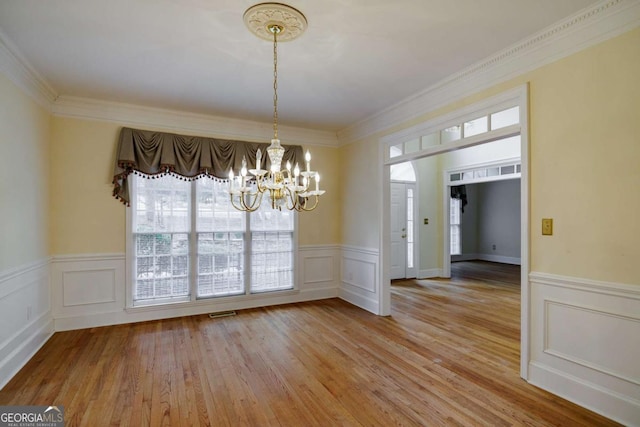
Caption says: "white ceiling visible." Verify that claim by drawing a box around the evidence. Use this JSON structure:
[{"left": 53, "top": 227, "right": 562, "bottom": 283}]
[{"left": 0, "top": 0, "right": 600, "bottom": 132}]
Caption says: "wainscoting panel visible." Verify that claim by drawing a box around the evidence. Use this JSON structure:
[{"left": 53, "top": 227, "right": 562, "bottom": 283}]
[
  {"left": 298, "top": 245, "right": 339, "bottom": 291},
  {"left": 63, "top": 269, "right": 117, "bottom": 307},
  {"left": 339, "top": 246, "right": 380, "bottom": 314},
  {"left": 52, "top": 247, "right": 340, "bottom": 331},
  {"left": 51, "top": 254, "right": 125, "bottom": 320},
  {"left": 529, "top": 272, "right": 640, "bottom": 427},
  {"left": 0, "top": 259, "right": 53, "bottom": 389}
]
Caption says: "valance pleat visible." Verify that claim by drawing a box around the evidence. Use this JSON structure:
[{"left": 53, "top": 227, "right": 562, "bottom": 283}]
[{"left": 112, "top": 127, "right": 303, "bottom": 205}]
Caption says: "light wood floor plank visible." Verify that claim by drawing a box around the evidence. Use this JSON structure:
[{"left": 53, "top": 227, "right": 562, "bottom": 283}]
[{"left": 0, "top": 261, "right": 621, "bottom": 426}]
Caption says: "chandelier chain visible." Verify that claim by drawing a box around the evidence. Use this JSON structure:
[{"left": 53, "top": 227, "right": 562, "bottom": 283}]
[{"left": 272, "top": 26, "right": 279, "bottom": 139}]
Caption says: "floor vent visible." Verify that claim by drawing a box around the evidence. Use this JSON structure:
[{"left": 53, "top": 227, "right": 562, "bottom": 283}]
[{"left": 208, "top": 310, "right": 237, "bottom": 319}]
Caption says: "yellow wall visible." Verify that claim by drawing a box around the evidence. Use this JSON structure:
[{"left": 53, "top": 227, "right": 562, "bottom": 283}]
[
  {"left": 49, "top": 117, "right": 341, "bottom": 255},
  {"left": 528, "top": 28, "right": 639, "bottom": 284},
  {"left": 296, "top": 144, "right": 341, "bottom": 245},
  {"left": 0, "top": 74, "right": 50, "bottom": 271},
  {"left": 340, "top": 27, "right": 640, "bottom": 285},
  {"left": 339, "top": 136, "right": 380, "bottom": 249},
  {"left": 49, "top": 118, "right": 123, "bottom": 254}
]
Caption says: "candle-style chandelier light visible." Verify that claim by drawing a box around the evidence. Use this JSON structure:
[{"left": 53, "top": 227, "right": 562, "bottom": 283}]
[{"left": 229, "top": 3, "right": 324, "bottom": 212}]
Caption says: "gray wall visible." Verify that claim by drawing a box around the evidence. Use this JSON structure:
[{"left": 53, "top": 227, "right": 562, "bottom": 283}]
[{"left": 454, "top": 179, "right": 521, "bottom": 263}]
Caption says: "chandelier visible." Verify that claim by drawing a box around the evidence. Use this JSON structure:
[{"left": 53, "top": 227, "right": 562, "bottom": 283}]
[{"left": 229, "top": 3, "right": 324, "bottom": 212}]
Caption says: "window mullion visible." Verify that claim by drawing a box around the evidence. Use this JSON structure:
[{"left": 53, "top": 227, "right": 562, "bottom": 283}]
[{"left": 189, "top": 180, "right": 197, "bottom": 301}]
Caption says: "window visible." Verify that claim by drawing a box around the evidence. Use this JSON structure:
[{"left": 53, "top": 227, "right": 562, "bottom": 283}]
[
  {"left": 390, "top": 161, "right": 417, "bottom": 182},
  {"left": 130, "top": 174, "right": 295, "bottom": 306},
  {"left": 133, "top": 175, "right": 191, "bottom": 303},
  {"left": 450, "top": 197, "right": 462, "bottom": 256},
  {"left": 250, "top": 194, "right": 294, "bottom": 293},
  {"left": 384, "top": 101, "right": 521, "bottom": 163},
  {"left": 195, "top": 179, "right": 245, "bottom": 297}
]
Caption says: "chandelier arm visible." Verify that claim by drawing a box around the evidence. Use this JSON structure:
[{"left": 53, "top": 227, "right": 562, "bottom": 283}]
[
  {"left": 297, "top": 195, "right": 320, "bottom": 212},
  {"left": 229, "top": 191, "right": 262, "bottom": 212},
  {"left": 229, "top": 195, "right": 246, "bottom": 211},
  {"left": 281, "top": 186, "right": 297, "bottom": 210},
  {"left": 256, "top": 175, "right": 268, "bottom": 193},
  {"left": 242, "top": 190, "right": 264, "bottom": 212},
  {"left": 241, "top": 183, "right": 260, "bottom": 197}
]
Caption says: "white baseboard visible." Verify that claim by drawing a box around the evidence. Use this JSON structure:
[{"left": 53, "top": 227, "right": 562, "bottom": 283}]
[
  {"left": 452, "top": 253, "right": 521, "bottom": 265},
  {"left": 54, "top": 287, "right": 338, "bottom": 331},
  {"left": 451, "top": 253, "right": 478, "bottom": 262},
  {"left": 0, "top": 314, "right": 54, "bottom": 389},
  {"left": 529, "top": 272, "right": 640, "bottom": 426},
  {"left": 529, "top": 361, "right": 639, "bottom": 427},
  {"left": 417, "top": 268, "right": 442, "bottom": 279},
  {"left": 338, "top": 287, "right": 379, "bottom": 315},
  {"left": 477, "top": 254, "right": 521, "bottom": 265}
]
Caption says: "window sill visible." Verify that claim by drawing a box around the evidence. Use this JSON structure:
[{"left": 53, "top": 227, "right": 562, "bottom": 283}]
[{"left": 126, "top": 288, "right": 299, "bottom": 313}]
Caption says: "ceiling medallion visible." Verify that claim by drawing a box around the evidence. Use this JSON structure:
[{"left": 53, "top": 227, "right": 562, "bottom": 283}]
[{"left": 243, "top": 3, "right": 308, "bottom": 42}]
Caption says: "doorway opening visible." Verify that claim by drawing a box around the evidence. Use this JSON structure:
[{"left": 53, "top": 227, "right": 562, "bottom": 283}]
[
  {"left": 379, "top": 85, "right": 529, "bottom": 379},
  {"left": 443, "top": 155, "right": 522, "bottom": 278}
]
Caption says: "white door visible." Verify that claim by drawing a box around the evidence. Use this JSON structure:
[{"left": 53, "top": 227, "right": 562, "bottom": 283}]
[{"left": 390, "top": 182, "right": 407, "bottom": 280}]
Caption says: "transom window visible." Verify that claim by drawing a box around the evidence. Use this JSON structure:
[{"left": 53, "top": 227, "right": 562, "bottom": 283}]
[
  {"left": 388, "top": 105, "right": 520, "bottom": 159},
  {"left": 389, "top": 146, "right": 417, "bottom": 182},
  {"left": 448, "top": 157, "right": 521, "bottom": 185},
  {"left": 129, "top": 174, "right": 295, "bottom": 306}
]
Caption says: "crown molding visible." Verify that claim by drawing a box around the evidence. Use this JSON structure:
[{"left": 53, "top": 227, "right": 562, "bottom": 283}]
[
  {"left": 52, "top": 96, "right": 339, "bottom": 147},
  {"left": 0, "top": 28, "right": 57, "bottom": 109},
  {"left": 2, "top": 0, "right": 638, "bottom": 146},
  {"left": 337, "top": 0, "right": 640, "bottom": 145},
  {"left": 0, "top": 26, "right": 338, "bottom": 147}
]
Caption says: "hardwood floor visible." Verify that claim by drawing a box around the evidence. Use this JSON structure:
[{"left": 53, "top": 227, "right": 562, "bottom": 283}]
[{"left": 1, "top": 261, "right": 620, "bottom": 426}]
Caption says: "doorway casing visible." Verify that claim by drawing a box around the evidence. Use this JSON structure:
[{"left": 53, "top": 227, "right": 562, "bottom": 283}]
[{"left": 378, "top": 84, "right": 530, "bottom": 379}]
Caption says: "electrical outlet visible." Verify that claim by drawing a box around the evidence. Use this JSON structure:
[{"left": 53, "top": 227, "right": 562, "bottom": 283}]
[
  {"left": 542, "top": 218, "right": 553, "bottom": 235},
  {"left": 424, "top": 218, "right": 429, "bottom": 225}
]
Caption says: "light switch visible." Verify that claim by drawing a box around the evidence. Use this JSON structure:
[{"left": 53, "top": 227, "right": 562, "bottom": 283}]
[{"left": 542, "top": 218, "right": 553, "bottom": 235}]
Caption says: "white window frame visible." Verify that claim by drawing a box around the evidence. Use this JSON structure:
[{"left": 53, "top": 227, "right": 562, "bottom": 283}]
[
  {"left": 125, "top": 175, "right": 299, "bottom": 309},
  {"left": 449, "top": 197, "right": 462, "bottom": 256}
]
